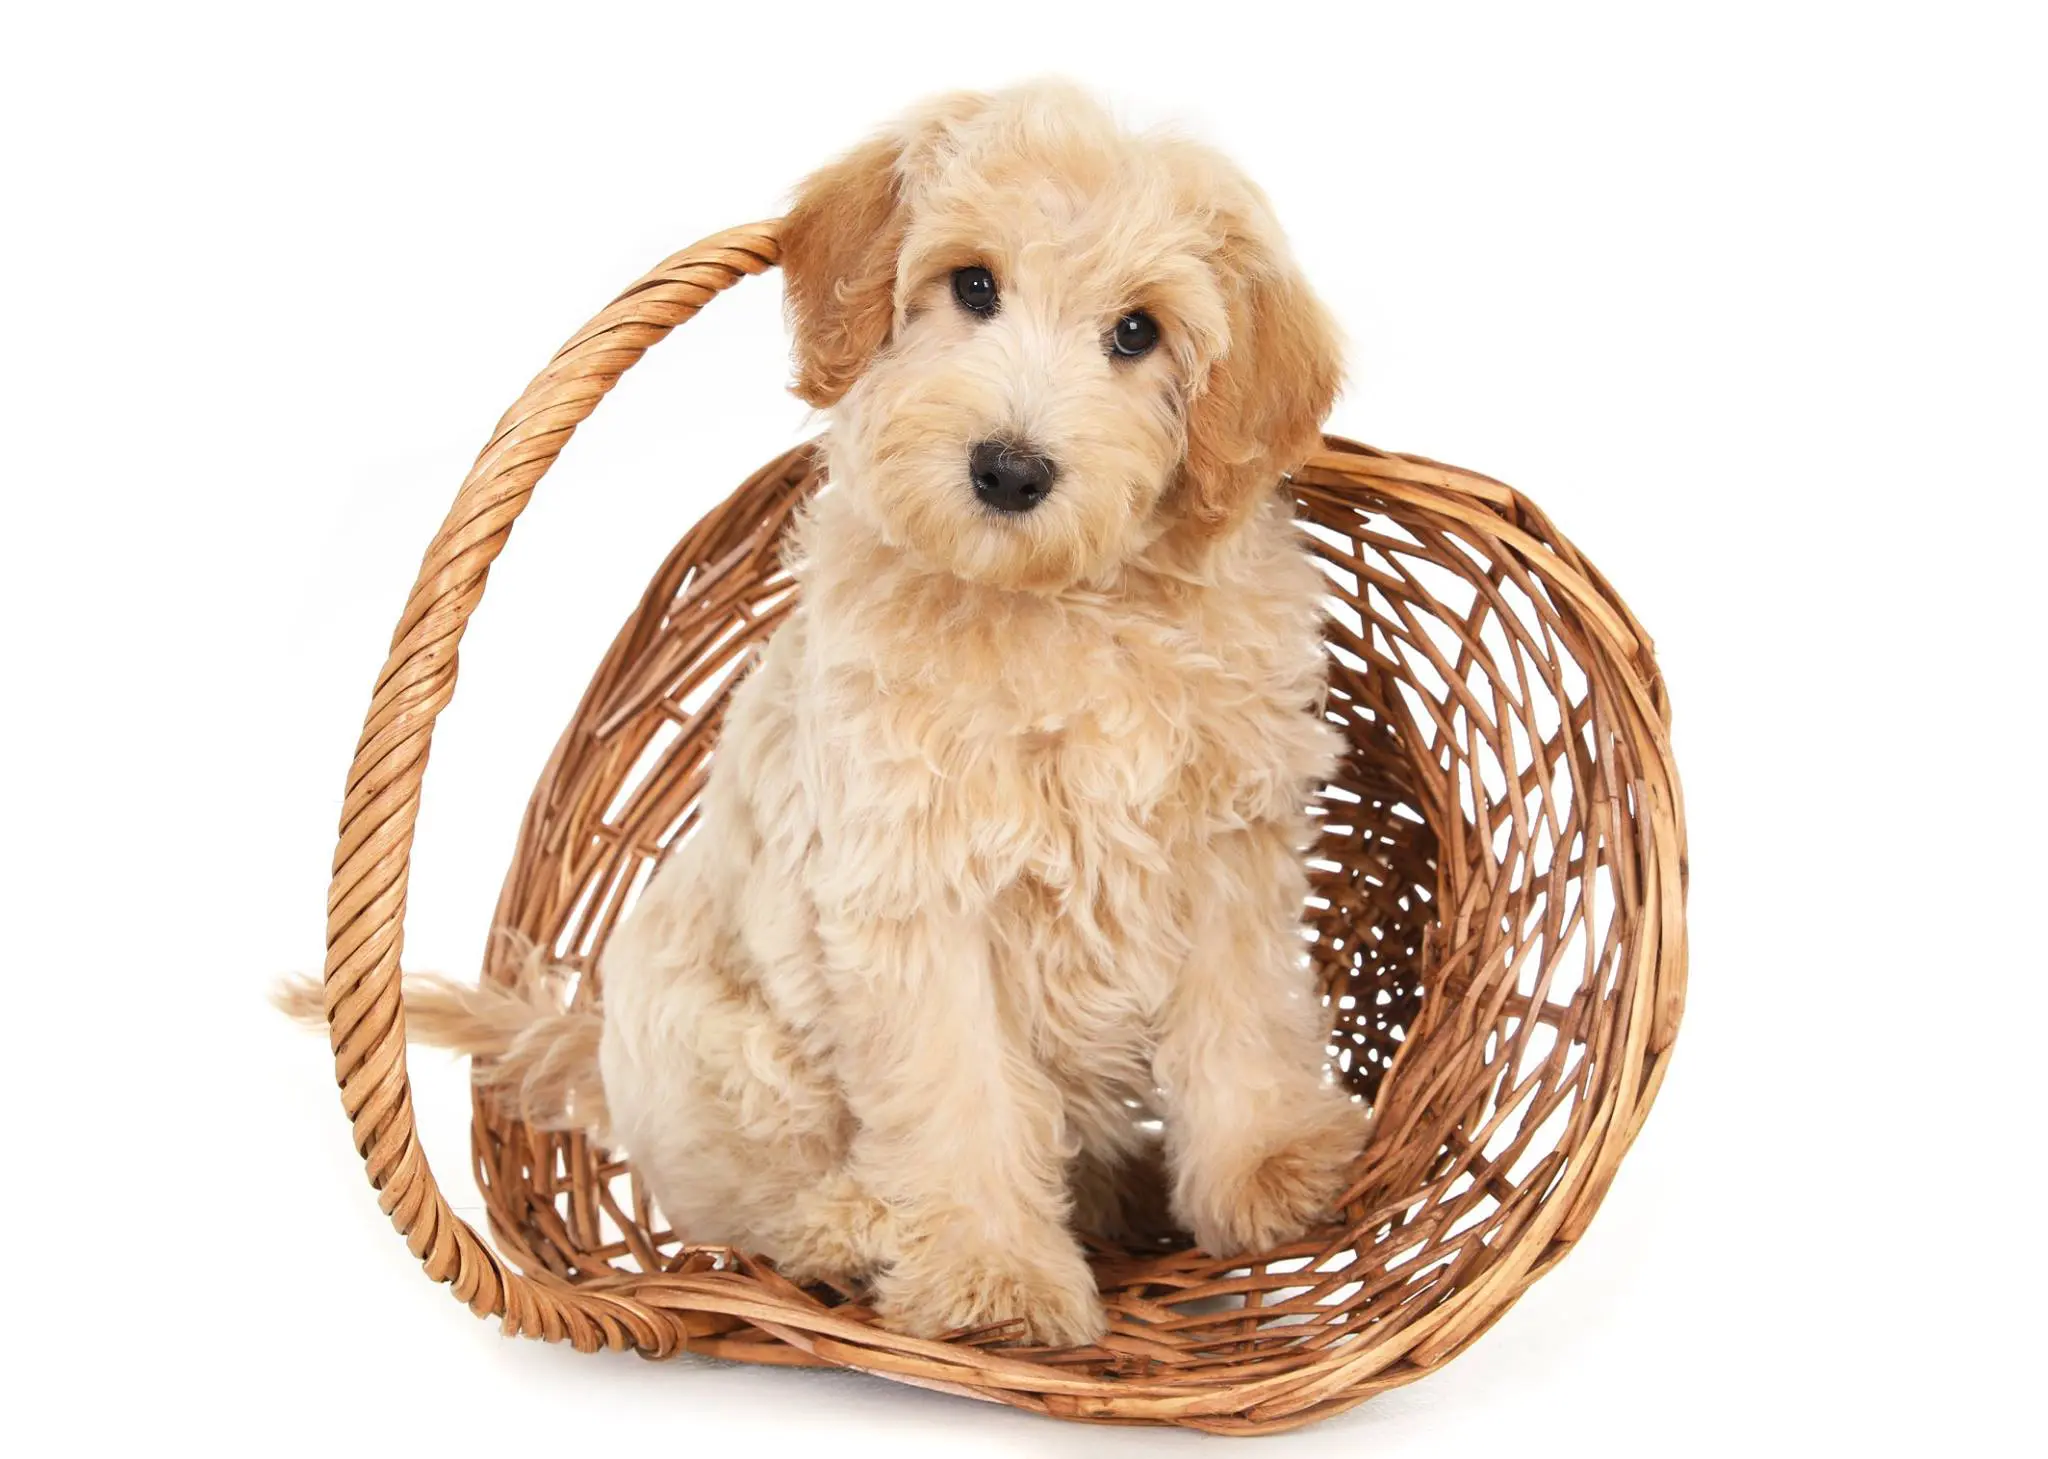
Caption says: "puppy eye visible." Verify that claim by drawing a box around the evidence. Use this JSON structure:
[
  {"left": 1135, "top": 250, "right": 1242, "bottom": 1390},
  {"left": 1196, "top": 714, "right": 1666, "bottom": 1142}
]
[
  {"left": 1110, "top": 311, "right": 1159, "bottom": 359},
  {"left": 952, "top": 266, "right": 999, "bottom": 316}
]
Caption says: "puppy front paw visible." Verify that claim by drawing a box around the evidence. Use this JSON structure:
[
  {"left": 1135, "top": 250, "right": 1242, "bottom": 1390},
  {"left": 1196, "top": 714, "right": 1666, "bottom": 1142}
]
[
  {"left": 875, "top": 1231, "right": 1107, "bottom": 1347},
  {"left": 1179, "top": 1094, "right": 1371, "bottom": 1258}
]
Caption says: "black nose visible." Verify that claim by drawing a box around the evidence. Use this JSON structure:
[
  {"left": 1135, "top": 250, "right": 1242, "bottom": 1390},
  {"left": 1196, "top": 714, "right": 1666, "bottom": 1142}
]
[{"left": 968, "top": 439, "right": 1057, "bottom": 514}]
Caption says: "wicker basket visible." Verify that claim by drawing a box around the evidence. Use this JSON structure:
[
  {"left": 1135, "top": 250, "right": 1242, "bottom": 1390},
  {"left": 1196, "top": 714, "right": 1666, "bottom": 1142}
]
[{"left": 313, "top": 221, "right": 1686, "bottom": 1433}]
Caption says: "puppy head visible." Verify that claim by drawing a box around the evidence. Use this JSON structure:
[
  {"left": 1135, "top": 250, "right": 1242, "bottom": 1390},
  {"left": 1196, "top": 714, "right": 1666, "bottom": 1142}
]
[{"left": 781, "top": 83, "right": 1342, "bottom": 591}]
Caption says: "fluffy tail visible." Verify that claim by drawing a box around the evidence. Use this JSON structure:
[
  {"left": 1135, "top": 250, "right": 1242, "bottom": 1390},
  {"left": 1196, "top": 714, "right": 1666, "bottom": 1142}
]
[{"left": 274, "top": 934, "right": 608, "bottom": 1136}]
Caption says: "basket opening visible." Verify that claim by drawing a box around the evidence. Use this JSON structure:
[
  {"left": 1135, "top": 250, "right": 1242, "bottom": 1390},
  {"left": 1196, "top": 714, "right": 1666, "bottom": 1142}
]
[{"left": 468, "top": 439, "right": 1647, "bottom": 1374}]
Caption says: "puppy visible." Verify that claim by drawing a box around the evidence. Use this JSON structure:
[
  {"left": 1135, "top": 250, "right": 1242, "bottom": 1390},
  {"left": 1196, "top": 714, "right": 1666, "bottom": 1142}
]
[{"left": 359, "top": 83, "right": 1368, "bottom": 1346}]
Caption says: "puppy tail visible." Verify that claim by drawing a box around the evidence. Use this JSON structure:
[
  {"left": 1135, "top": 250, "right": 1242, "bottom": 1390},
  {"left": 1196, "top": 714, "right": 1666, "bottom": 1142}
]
[{"left": 273, "top": 933, "right": 609, "bottom": 1138}]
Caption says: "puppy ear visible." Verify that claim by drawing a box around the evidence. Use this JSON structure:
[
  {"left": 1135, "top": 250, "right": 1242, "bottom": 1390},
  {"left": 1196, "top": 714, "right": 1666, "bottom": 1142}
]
[
  {"left": 1177, "top": 227, "right": 1344, "bottom": 534},
  {"left": 779, "top": 134, "right": 907, "bottom": 409},
  {"left": 780, "top": 94, "right": 985, "bottom": 409}
]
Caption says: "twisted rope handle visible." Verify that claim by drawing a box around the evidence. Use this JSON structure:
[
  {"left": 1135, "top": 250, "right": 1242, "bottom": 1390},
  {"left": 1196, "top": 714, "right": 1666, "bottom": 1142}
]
[{"left": 318, "top": 224, "right": 781, "bottom": 1347}]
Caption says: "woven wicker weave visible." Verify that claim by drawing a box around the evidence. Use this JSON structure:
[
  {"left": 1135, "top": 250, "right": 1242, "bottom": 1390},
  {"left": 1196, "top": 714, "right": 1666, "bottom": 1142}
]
[{"left": 312, "top": 221, "right": 1686, "bottom": 1433}]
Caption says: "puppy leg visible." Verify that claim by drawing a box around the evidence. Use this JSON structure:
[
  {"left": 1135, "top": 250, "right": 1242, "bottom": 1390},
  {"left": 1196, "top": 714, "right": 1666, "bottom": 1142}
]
[
  {"left": 602, "top": 850, "right": 885, "bottom": 1286},
  {"left": 820, "top": 909, "right": 1105, "bottom": 1346},
  {"left": 1156, "top": 824, "right": 1372, "bottom": 1257}
]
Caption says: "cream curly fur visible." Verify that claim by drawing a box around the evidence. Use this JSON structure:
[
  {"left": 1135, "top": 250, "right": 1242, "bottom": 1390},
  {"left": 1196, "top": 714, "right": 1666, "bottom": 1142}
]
[{"left": 328, "top": 82, "right": 1371, "bottom": 1346}]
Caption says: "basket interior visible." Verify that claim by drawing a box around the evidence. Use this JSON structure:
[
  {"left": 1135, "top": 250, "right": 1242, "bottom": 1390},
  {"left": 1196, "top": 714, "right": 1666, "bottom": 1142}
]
[{"left": 469, "top": 437, "right": 1654, "bottom": 1374}]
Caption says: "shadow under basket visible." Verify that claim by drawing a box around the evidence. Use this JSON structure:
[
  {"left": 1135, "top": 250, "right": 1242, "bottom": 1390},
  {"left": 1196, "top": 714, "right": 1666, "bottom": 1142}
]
[{"left": 316, "top": 222, "right": 1687, "bottom": 1434}]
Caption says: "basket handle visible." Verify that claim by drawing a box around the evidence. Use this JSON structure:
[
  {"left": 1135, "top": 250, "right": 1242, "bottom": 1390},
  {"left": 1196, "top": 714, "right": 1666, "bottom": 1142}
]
[{"left": 318, "top": 223, "right": 781, "bottom": 1348}]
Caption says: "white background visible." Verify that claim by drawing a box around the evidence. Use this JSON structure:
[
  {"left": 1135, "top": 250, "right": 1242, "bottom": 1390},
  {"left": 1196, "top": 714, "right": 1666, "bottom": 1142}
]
[{"left": 4, "top": 3, "right": 2042, "bottom": 1453}]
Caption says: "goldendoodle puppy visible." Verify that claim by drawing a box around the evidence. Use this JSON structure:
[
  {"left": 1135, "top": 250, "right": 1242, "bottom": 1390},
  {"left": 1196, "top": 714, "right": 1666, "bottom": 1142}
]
[{"left": 371, "top": 82, "right": 1368, "bottom": 1345}]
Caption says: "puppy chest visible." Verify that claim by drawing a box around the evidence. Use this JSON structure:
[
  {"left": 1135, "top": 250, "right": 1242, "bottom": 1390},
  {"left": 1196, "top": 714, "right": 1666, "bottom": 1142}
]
[{"left": 809, "top": 602, "right": 1332, "bottom": 915}]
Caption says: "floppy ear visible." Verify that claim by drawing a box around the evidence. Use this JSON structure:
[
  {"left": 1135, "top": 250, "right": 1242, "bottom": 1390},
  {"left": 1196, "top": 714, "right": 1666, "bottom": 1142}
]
[
  {"left": 1177, "top": 230, "right": 1343, "bottom": 534},
  {"left": 779, "top": 94, "right": 986, "bottom": 409},
  {"left": 779, "top": 133, "right": 909, "bottom": 409}
]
